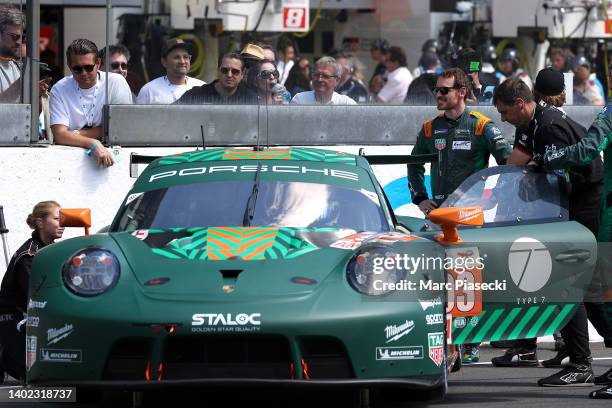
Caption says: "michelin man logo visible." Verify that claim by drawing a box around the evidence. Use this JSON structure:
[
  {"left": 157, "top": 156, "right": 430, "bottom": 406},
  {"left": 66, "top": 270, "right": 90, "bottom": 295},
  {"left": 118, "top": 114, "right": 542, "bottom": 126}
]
[{"left": 508, "top": 238, "right": 552, "bottom": 292}]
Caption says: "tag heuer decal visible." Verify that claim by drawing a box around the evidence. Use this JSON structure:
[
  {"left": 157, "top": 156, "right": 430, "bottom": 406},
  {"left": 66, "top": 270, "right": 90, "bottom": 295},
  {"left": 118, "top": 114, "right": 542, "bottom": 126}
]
[
  {"left": 428, "top": 332, "right": 445, "bottom": 367},
  {"left": 434, "top": 138, "right": 446, "bottom": 151}
]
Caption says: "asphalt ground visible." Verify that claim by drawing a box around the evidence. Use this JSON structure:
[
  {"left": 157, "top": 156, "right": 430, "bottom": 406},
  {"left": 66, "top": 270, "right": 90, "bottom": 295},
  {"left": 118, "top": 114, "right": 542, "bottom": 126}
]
[{"left": 0, "top": 343, "right": 609, "bottom": 407}]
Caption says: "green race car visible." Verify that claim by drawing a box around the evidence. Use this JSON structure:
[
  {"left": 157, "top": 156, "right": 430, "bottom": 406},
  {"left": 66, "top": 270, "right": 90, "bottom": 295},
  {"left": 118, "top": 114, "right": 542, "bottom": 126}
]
[{"left": 25, "top": 147, "right": 597, "bottom": 402}]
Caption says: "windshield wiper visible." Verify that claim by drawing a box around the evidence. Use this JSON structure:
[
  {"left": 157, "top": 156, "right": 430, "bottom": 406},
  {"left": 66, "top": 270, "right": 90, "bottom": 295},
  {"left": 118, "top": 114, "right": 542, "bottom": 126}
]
[{"left": 243, "top": 162, "right": 262, "bottom": 227}]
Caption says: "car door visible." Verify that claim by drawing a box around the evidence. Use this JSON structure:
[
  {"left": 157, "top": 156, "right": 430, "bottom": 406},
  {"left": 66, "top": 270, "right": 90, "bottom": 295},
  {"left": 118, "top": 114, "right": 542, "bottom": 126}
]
[{"left": 439, "top": 166, "right": 598, "bottom": 345}]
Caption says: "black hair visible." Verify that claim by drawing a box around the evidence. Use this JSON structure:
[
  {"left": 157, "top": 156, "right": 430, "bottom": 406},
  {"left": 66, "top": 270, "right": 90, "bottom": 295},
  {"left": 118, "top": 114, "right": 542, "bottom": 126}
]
[
  {"left": 99, "top": 44, "right": 131, "bottom": 63},
  {"left": 66, "top": 38, "right": 98, "bottom": 65}
]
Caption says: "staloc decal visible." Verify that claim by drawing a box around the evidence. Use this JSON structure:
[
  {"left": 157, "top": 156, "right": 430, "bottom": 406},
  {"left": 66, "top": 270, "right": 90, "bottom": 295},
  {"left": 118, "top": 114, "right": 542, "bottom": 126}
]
[{"left": 148, "top": 165, "right": 359, "bottom": 183}]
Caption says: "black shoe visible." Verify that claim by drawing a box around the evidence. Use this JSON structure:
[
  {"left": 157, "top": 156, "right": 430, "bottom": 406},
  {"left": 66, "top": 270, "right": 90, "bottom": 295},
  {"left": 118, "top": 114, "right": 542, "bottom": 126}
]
[
  {"left": 595, "top": 367, "right": 612, "bottom": 385},
  {"left": 490, "top": 340, "right": 516, "bottom": 349},
  {"left": 542, "top": 347, "right": 569, "bottom": 368},
  {"left": 538, "top": 364, "right": 594, "bottom": 387},
  {"left": 491, "top": 347, "right": 538, "bottom": 367},
  {"left": 590, "top": 385, "right": 612, "bottom": 399}
]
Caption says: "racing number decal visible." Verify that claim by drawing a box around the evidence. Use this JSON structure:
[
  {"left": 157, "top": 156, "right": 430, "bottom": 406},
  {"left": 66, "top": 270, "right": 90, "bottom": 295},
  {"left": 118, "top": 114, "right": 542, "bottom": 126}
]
[
  {"left": 445, "top": 247, "right": 483, "bottom": 317},
  {"left": 446, "top": 269, "right": 483, "bottom": 317},
  {"left": 283, "top": 8, "right": 306, "bottom": 29}
]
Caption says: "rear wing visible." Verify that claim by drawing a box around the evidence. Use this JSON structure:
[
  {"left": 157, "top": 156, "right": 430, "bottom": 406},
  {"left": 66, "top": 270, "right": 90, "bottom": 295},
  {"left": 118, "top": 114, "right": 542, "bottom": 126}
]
[{"left": 129, "top": 151, "right": 439, "bottom": 178}]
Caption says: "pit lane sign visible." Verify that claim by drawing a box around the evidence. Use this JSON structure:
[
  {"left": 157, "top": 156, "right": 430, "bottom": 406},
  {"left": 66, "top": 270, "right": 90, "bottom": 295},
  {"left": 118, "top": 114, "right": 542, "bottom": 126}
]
[{"left": 283, "top": 0, "right": 309, "bottom": 31}]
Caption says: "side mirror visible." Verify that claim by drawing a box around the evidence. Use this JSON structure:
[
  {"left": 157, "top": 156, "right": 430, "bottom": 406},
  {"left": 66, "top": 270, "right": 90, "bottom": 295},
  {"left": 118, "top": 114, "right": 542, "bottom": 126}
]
[
  {"left": 428, "top": 206, "right": 483, "bottom": 244},
  {"left": 60, "top": 208, "right": 92, "bottom": 237}
]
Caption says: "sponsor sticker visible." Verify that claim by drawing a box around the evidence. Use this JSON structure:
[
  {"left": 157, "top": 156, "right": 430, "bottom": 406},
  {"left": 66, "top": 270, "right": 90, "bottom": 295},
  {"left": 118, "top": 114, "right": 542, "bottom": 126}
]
[
  {"left": 376, "top": 346, "right": 423, "bottom": 360},
  {"left": 453, "top": 316, "right": 467, "bottom": 329},
  {"left": 26, "top": 336, "right": 37, "bottom": 370},
  {"left": 428, "top": 332, "right": 445, "bottom": 367},
  {"left": 27, "top": 315, "right": 39, "bottom": 328},
  {"left": 28, "top": 299, "right": 47, "bottom": 310},
  {"left": 125, "top": 192, "right": 143, "bottom": 206},
  {"left": 191, "top": 313, "right": 261, "bottom": 333},
  {"left": 434, "top": 129, "right": 448, "bottom": 135},
  {"left": 418, "top": 297, "right": 442, "bottom": 311},
  {"left": 131, "top": 230, "right": 149, "bottom": 241},
  {"left": 40, "top": 349, "right": 82, "bottom": 363},
  {"left": 426, "top": 313, "right": 444, "bottom": 325},
  {"left": 434, "top": 138, "right": 447, "bottom": 150},
  {"left": 47, "top": 324, "right": 74, "bottom": 346},
  {"left": 330, "top": 232, "right": 376, "bottom": 250},
  {"left": 452, "top": 140, "right": 472, "bottom": 150},
  {"left": 384, "top": 320, "right": 415, "bottom": 343},
  {"left": 508, "top": 238, "right": 551, "bottom": 292}
]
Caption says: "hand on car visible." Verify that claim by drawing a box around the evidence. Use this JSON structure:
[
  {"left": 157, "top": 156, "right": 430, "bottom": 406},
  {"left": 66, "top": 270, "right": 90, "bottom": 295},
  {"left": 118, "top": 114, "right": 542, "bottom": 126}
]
[{"left": 418, "top": 199, "right": 438, "bottom": 216}]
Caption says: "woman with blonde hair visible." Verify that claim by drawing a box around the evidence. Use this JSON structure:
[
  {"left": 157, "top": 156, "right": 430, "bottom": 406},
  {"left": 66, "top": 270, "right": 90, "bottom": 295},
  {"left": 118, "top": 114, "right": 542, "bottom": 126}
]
[{"left": 0, "top": 201, "right": 63, "bottom": 382}]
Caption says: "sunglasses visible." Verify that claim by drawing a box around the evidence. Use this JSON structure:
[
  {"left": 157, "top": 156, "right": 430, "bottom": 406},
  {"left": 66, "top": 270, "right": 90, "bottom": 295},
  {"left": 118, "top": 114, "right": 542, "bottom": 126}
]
[
  {"left": 259, "top": 69, "right": 279, "bottom": 80},
  {"left": 110, "top": 62, "right": 128, "bottom": 70},
  {"left": 71, "top": 64, "right": 95, "bottom": 74},
  {"left": 433, "top": 86, "right": 460, "bottom": 95},
  {"left": 311, "top": 72, "right": 336, "bottom": 80},
  {"left": 220, "top": 66, "right": 242, "bottom": 76}
]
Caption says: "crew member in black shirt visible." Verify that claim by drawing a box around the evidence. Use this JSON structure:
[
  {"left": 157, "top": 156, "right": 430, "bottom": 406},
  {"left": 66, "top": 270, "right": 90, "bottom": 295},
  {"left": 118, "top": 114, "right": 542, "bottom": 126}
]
[
  {"left": 492, "top": 76, "right": 604, "bottom": 387},
  {"left": 0, "top": 201, "right": 63, "bottom": 382},
  {"left": 176, "top": 52, "right": 258, "bottom": 104}
]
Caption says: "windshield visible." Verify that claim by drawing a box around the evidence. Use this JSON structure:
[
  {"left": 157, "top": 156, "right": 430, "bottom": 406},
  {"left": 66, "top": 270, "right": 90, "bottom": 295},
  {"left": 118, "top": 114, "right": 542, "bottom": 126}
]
[
  {"left": 112, "top": 180, "right": 389, "bottom": 232},
  {"left": 441, "top": 165, "right": 569, "bottom": 226}
]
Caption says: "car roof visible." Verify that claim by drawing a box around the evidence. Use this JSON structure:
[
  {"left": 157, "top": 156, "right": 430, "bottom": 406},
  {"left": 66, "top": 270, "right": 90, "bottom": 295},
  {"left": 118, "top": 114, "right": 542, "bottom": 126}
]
[{"left": 148, "top": 147, "right": 360, "bottom": 169}]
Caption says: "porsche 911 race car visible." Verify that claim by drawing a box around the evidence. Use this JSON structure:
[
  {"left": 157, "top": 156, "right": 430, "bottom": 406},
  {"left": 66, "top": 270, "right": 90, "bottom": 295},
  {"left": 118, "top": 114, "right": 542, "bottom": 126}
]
[{"left": 25, "top": 147, "right": 596, "bottom": 402}]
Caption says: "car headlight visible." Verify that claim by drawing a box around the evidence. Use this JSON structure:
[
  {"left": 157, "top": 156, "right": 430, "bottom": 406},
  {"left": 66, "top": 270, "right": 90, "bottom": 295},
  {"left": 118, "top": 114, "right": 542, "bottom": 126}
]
[
  {"left": 62, "top": 248, "right": 120, "bottom": 296},
  {"left": 346, "top": 245, "right": 405, "bottom": 296}
]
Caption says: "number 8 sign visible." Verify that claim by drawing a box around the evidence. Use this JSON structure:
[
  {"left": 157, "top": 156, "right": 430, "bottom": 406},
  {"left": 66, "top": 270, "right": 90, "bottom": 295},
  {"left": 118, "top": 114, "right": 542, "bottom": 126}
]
[{"left": 283, "top": 7, "right": 307, "bottom": 30}]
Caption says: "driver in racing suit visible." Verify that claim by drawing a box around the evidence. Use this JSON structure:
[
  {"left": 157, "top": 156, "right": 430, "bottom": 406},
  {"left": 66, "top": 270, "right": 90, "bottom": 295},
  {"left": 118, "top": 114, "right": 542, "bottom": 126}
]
[{"left": 408, "top": 68, "right": 512, "bottom": 364}]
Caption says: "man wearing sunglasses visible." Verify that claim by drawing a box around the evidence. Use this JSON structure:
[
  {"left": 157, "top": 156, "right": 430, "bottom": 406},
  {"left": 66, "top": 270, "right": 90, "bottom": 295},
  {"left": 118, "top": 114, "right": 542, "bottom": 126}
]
[
  {"left": 291, "top": 56, "right": 356, "bottom": 105},
  {"left": 137, "top": 38, "right": 204, "bottom": 105},
  {"left": 176, "top": 52, "right": 257, "bottom": 104},
  {"left": 408, "top": 67, "right": 511, "bottom": 214},
  {"left": 50, "top": 38, "right": 132, "bottom": 168}
]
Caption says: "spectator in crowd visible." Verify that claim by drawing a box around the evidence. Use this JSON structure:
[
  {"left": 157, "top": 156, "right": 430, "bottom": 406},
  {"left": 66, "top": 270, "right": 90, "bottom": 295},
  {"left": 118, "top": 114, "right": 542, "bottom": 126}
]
[
  {"left": 50, "top": 38, "right": 132, "bottom": 168},
  {"left": 277, "top": 41, "right": 296, "bottom": 85},
  {"left": 291, "top": 56, "right": 356, "bottom": 105},
  {"left": 136, "top": 39, "right": 204, "bottom": 104},
  {"left": 0, "top": 5, "right": 49, "bottom": 103},
  {"left": 259, "top": 43, "right": 276, "bottom": 63},
  {"left": 549, "top": 47, "right": 573, "bottom": 72},
  {"left": 493, "top": 78, "right": 603, "bottom": 388},
  {"left": 404, "top": 73, "right": 437, "bottom": 105},
  {"left": 477, "top": 41, "right": 501, "bottom": 96},
  {"left": 335, "top": 54, "right": 368, "bottom": 104},
  {"left": 369, "top": 38, "right": 389, "bottom": 94},
  {"left": 241, "top": 43, "right": 265, "bottom": 75},
  {"left": 497, "top": 47, "right": 533, "bottom": 89},
  {"left": 246, "top": 60, "right": 290, "bottom": 105},
  {"left": 374, "top": 46, "right": 412, "bottom": 104},
  {"left": 412, "top": 39, "right": 443, "bottom": 78},
  {"left": 176, "top": 52, "right": 257, "bottom": 104},
  {"left": 284, "top": 57, "right": 311, "bottom": 96},
  {"left": 99, "top": 44, "right": 130, "bottom": 79},
  {"left": 572, "top": 55, "right": 604, "bottom": 105},
  {"left": 0, "top": 200, "right": 63, "bottom": 382}
]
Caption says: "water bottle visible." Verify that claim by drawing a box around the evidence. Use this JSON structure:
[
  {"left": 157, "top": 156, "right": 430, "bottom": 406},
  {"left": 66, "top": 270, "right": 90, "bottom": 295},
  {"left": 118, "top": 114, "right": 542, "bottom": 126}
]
[{"left": 271, "top": 83, "right": 292, "bottom": 104}]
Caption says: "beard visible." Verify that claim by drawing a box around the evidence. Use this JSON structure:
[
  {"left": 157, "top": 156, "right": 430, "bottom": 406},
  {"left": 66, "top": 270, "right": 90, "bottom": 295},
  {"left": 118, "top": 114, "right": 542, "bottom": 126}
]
[{"left": 0, "top": 43, "right": 19, "bottom": 59}]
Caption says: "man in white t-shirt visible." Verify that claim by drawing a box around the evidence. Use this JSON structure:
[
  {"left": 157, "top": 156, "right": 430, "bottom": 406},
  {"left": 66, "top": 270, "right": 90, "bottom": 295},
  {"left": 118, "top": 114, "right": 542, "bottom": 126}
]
[
  {"left": 50, "top": 38, "right": 132, "bottom": 168},
  {"left": 291, "top": 56, "right": 356, "bottom": 105},
  {"left": 375, "top": 46, "right": 412, "bottom": 104},
  {"left": 136, "top": 38, "right": 204, "bottom": 104}
]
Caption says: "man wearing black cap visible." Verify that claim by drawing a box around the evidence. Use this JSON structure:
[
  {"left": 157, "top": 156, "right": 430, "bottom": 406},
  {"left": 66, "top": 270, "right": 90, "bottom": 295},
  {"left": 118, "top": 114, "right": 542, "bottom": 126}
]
[
  {"left": 136, "top": 38, "right": 204, "bottom": 104},
  {"left": 492, "top": 73, "right": 604, "bottom": 388}
]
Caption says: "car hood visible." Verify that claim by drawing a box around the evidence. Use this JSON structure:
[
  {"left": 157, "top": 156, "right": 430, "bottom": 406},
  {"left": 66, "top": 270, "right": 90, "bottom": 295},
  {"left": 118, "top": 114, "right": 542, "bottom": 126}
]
[{"left": 111, "top": 227, "right": 424, "bottom": 299}]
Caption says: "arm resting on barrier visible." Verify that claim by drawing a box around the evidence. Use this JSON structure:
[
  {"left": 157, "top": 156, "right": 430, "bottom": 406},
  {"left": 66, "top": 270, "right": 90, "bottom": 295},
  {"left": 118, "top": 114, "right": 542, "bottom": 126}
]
[{"left": 51, "top": 125, "right": 114, "bottom": 168}]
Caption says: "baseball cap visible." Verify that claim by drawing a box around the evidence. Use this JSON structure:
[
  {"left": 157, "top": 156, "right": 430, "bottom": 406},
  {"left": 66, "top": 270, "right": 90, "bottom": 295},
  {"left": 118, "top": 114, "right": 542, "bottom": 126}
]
[
  {"left": 162, "top": 38, "right": 192, "bottom": 57},
  {"left": 535, "top": 67, "right": 565, "bottom": 96}
]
